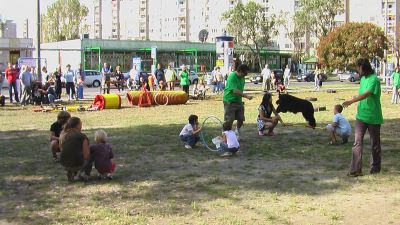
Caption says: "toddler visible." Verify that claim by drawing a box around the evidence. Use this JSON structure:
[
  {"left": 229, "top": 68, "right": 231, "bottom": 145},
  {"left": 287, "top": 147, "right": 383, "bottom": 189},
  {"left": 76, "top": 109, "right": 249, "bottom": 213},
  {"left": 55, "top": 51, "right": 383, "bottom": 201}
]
[
  {"left": 326, "top": 104, "right": 352, "bottom": 144},
  {"left": 219, "top": 122, "right": 240, "bottom": 157},
  {"left": 89, "top": 130, "right": 116, "bottom": 179}
]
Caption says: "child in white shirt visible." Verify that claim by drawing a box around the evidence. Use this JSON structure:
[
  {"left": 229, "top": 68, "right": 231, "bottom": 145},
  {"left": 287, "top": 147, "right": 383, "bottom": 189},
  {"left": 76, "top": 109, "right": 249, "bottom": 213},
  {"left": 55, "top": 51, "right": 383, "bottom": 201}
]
[
  {"left": 219, "top": 122, "right": 240, "bottom": 157},
  {"left": 179, "top": 114, "right": 202, "bottom": 149},
  {"left": 326, "top": 104, "right": 352, "bottom": 144}
]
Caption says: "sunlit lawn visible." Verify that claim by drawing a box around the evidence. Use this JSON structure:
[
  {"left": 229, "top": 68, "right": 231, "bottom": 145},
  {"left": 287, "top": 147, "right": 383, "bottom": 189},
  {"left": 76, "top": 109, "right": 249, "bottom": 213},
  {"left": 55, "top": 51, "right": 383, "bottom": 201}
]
[{"left": 0, "top": 84, "right": 399, "bottom": 225}]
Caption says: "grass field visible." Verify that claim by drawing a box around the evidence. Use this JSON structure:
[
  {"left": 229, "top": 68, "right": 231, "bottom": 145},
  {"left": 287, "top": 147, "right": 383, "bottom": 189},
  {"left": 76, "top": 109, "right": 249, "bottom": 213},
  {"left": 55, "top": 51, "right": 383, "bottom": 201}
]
[{"left": 1, "top": 85, "right": 400, "bottom": 225}]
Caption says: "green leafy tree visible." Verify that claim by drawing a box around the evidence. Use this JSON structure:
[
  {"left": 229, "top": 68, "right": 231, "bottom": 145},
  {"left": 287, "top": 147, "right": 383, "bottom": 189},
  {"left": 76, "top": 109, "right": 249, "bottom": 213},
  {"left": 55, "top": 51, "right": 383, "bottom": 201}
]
[
  {"left": 295, "top": 0, "right": 344, "bottom": 39},
  {"left": 222, "top": 1, "right": 279, "bottom": 70},
  {"left": 317, "top": 22, "right": 388, "bottom": 70},
  {"left": 279, "top": 12, "right": 305, "bottom": 61},
  {"left": 41, "top": 0, "right": 88, "bottom": 42}
]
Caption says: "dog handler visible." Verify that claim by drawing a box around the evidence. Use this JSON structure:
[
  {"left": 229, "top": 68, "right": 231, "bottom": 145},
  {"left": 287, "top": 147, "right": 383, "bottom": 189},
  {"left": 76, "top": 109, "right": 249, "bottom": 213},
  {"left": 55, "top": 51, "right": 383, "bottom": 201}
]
[
  {"left": 223, "top": 64, "right": 253, "bottom": 140},
  {"left": 343, "top": 58, "right": 383, "bottom": 177}
]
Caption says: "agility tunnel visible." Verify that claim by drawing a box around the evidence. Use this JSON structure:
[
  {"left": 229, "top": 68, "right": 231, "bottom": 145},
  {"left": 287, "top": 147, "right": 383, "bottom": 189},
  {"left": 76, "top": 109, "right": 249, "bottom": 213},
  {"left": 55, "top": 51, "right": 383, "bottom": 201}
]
[
  {"left": 92, "top": 94, "right": 122, "bottom": 109},
  {"left": 126, "top": 91, "right": 188, "bottom": 106}
]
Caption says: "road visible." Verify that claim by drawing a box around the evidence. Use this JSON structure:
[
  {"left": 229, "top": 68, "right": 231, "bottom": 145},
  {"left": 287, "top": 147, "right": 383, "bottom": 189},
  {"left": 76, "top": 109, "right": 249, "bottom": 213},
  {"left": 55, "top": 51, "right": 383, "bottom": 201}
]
[{"left": 0, "top": 79, "right": 356, "bottom": 102}]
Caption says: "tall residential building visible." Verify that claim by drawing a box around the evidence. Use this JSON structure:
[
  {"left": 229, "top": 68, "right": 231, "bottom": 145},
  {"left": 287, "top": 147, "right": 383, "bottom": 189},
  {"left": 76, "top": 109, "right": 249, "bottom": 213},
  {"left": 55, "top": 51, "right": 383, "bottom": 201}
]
[
  {"left": 382, "top": 0, "right": 400, "bottom": 53},
  {"left": 94, "top": 0, "right": 102, "bottom": 39},
  {"left": 139, "top": 0, "right": 149, "bottom": 40},
  {"left": 111, "top": 0, "right": 121, "bottom": 40}
]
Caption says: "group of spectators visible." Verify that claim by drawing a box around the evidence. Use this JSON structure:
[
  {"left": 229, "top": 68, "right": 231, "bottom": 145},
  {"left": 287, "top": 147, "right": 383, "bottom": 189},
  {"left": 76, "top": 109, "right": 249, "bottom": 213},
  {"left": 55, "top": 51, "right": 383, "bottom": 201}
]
[
  {"left": 1, "top": 62, "right": 85, "bottom": 105},
  {"left": 261, "top": 64, "right": 291, "bottom": 92}
]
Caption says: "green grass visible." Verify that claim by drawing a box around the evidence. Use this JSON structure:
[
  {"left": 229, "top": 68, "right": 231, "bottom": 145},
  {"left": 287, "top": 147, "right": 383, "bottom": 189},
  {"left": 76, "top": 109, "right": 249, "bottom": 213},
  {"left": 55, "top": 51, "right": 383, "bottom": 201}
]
[{"left": 1, "top": 86, "right": 400, "bottom": 224}]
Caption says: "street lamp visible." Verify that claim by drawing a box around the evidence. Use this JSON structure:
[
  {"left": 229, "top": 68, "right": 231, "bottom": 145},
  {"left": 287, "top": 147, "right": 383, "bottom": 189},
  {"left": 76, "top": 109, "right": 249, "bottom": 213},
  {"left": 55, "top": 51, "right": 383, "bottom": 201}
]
[{"left": 37, "top": 0, "right": 41, "bottom": 80}]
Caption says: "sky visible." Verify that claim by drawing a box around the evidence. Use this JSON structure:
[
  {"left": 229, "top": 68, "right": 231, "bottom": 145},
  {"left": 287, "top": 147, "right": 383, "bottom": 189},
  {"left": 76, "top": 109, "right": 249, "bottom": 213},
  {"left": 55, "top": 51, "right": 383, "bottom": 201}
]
[{"left": 0, "top": 0, "right": 91, "bottom": 38}]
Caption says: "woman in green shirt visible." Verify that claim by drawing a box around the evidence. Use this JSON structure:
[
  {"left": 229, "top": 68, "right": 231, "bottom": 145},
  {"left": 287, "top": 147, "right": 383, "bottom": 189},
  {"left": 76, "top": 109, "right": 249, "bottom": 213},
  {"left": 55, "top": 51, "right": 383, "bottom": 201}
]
[
  {"left": 343, "top": 58, "right": 383, "bottom": 177},
  {"left": 180, "top": 65, "right": 190, "bottom": 96},
  {"left": 391, "top": 67, "right": 400, "bottom": 104}
]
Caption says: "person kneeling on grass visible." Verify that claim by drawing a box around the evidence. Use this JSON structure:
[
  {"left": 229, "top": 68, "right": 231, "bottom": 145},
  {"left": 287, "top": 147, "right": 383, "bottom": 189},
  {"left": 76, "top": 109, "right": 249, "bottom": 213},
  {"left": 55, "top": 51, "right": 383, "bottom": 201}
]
[
  {"left": 326, "top": 104, "right": 352, "bottom": 145},
  {"left": 88, "top": 130, "right": 116, "bottom": 180},
  {"left": 218, "top": 122, "right": 240, "bottom": 157},
  {"left": 50, "top": 111, "right": 71, "bottom": 162},
  {"left": 59, "top": 117, "right": 91, "bottom": 182},
  {"left": 257, "top": 93, "right": 284, "bottom": 136},
  {"left": 179, "top": 114, "right": 202, "bottom": 149}
]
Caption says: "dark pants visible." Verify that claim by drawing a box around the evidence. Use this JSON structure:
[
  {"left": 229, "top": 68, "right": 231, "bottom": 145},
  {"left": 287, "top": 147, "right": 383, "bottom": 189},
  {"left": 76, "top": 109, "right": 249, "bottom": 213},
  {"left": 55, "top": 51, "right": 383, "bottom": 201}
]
[
  {"left": 350, "top": 119, "right": 381, "bottom": 173},
  {"left": 8, "top": 82, "right": 19, "bottom": 103},
  {"left": 182, "top": 85, "right": 189, "bottom": 95},
  {"left": 117, "top": 81, "right": 124, "bottom": 92},
  {"left": 55, "top": 82, "right": 62, "bottom": 99},
  {"left": 180, "top": 134, "right": 199, "bottom": 147},
  {"left": 66, "top": 82, "right": 75, "bottom": 99}
]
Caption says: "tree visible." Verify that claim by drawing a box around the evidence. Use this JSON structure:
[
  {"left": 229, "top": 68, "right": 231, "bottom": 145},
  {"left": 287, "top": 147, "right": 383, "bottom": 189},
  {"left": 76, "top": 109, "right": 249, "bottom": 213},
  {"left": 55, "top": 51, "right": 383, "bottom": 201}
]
[
  {"left": 222, "top": 1, "right": 279, "bottom": 71},
  {"left": 317, "top": 22, "right": 388, "bottom": 70},
  {"left": 279, "top": 12, "right": 305, "bottom": 61},
  {"left": 294, "top": 0, "right": 344, "bottom": 39},
  {"left": 41, "top": 0, "right": 88, "bottom": 42}
]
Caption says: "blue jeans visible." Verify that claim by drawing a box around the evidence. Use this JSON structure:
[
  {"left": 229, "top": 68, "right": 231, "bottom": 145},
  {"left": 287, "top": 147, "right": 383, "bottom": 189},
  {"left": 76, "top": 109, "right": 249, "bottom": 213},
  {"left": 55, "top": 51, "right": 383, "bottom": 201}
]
[
  {"left": 9, "top": 82, "right": 19, "bottom": 102},
  {"left": 48, "top": 94, "right": 56, "bottom": 103},
  {"left": 180, "top": 134, "right": 199, "bottom": 147},
  {"left": 218, "top": 142, "right": 239, "bottom": 153},
  {"left": 76, "top": 85, "right": 84, "bottom": 99}
]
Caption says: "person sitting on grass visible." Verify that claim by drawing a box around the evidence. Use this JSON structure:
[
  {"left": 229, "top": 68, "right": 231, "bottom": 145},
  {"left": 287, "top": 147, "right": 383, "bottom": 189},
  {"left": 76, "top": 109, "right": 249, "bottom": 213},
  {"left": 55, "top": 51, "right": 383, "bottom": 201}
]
[
  {"left": 59, "top": 117, "right": 91, "bottom": 182},
  {"left": 49, "top": 111, "right": 71, "bottom": 162},
  {"left": 38, "top": 83, "right": 57, "bottom": 104},
  {"left": 257, "top": 93, "right": 284, "bottom": 136},
  {"left": 88, "top": 130, "right": 116, "bottom": 180},
  {"left": 179, "top": 114, "right": 202, "bottom": 149},
  {"left": 326, "top": 104, "right": 352, "bottom": 145},
  {"left": 218, "top": 122, "right": 240, "bottom": 157}
]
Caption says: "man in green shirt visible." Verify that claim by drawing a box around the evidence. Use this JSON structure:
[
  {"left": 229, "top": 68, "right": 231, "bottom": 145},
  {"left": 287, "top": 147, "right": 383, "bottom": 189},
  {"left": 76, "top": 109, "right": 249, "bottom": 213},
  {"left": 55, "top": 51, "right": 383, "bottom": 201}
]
[
  {"left": 343, "top": 58, "right": 383, "bottom": 177},
  {"left": 391, "top": 67, "right": 400, "bottom": 104},
  {"left": 223, "top": 64, "right": 253, "bottom": 140}
]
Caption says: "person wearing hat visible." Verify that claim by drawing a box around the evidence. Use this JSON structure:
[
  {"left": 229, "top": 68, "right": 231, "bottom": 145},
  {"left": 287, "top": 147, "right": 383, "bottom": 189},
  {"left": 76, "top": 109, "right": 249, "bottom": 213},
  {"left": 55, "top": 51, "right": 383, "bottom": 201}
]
[{"left": 64, "top": 64, "right": 76, "bottom": 101}]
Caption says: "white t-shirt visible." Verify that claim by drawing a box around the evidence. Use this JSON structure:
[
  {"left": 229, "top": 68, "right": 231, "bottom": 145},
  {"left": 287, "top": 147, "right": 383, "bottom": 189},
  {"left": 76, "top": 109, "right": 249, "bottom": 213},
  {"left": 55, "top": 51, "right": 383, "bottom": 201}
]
[
  {"left": 179, "top": 123, "right": 194, "bottom": 136},
  {"left": 284, "top": 68, "right": 291, "bottom": 78},
  {"left": 223, "top": 130, "right": 240, "bottom": 148},
  {"left": 333, "top": 113, "right": 352, "bottom": 136},
  {"left": 262, "top": 68, "right": 271, "bottom": 79}
]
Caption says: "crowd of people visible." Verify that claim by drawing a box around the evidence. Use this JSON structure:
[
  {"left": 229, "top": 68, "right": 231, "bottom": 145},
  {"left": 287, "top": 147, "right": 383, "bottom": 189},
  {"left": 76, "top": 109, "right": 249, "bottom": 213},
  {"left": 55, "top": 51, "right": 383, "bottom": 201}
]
[{"left": 1, "top": 62, "right": 86, "bottom": 105}]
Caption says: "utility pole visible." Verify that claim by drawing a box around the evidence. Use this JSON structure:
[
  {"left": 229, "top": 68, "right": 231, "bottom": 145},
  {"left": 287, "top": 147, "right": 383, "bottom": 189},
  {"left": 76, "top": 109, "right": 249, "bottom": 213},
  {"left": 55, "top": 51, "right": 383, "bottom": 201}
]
[{"left": 37, "top": 0, "right": 41, "bottom": 80}]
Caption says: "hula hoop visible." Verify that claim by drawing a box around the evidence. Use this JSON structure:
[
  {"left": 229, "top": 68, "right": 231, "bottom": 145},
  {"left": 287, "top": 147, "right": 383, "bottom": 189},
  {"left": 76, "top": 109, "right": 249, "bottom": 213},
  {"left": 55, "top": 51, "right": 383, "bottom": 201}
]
[
  {"left": 199, "top": 115, "right": 224, "bottom": 152},
  {"left": 154, "top": 93, "right": 169, "bottom": 106}
]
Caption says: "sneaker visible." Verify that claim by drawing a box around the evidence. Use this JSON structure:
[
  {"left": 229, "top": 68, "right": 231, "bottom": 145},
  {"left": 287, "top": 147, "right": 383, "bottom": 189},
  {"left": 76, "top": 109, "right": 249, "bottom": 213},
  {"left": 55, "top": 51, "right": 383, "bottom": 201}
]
[
  {"left": 347, "top": 171, "right": 363, "bottom": 177},
  {"left": 220, "top": 152, "right": 232, "bottom": 157},
  {"left": 78, "top": 172, "right": 89, "bottom": 181},
  {"left": 184, "top": 144, "right": 192, "bottom": 149},
  {"left": 258, "top": 131, "right": 265, "bottom": 136},
  {"left": 106, "top": 173, "right": 113, "bottom": 180}
]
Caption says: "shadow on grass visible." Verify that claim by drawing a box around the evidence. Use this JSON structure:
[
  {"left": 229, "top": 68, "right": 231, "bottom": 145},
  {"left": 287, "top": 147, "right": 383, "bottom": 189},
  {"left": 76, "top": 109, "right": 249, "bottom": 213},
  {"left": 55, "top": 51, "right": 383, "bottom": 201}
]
[{"left": 0, "top": 118, "right": 400, "bottom": 223}]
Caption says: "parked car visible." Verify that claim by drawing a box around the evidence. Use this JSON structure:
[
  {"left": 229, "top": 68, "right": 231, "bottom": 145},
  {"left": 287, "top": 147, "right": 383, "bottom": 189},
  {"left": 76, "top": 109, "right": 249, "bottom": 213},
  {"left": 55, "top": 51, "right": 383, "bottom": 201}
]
[
  {"left": 250, "top": 69, "right": 284, "bottom": 84},
  {"left": 250, "top": 73, "right": 262, "bottom": 84},
  {"left": 297, "top": 72, "right": 327, "bottom": 82},
  {"left": 338, "top": 71, "right": 359, "bottom": 82},
  {"left": 83, "top": 70, "right": 102, "bottom": 87}
]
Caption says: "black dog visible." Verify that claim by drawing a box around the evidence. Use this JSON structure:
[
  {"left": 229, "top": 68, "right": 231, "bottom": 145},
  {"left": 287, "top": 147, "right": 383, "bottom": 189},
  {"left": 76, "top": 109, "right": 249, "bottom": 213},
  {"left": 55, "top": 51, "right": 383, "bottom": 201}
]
[{"left": 276, "top": 93, "right": 316, "bottom": 128}]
